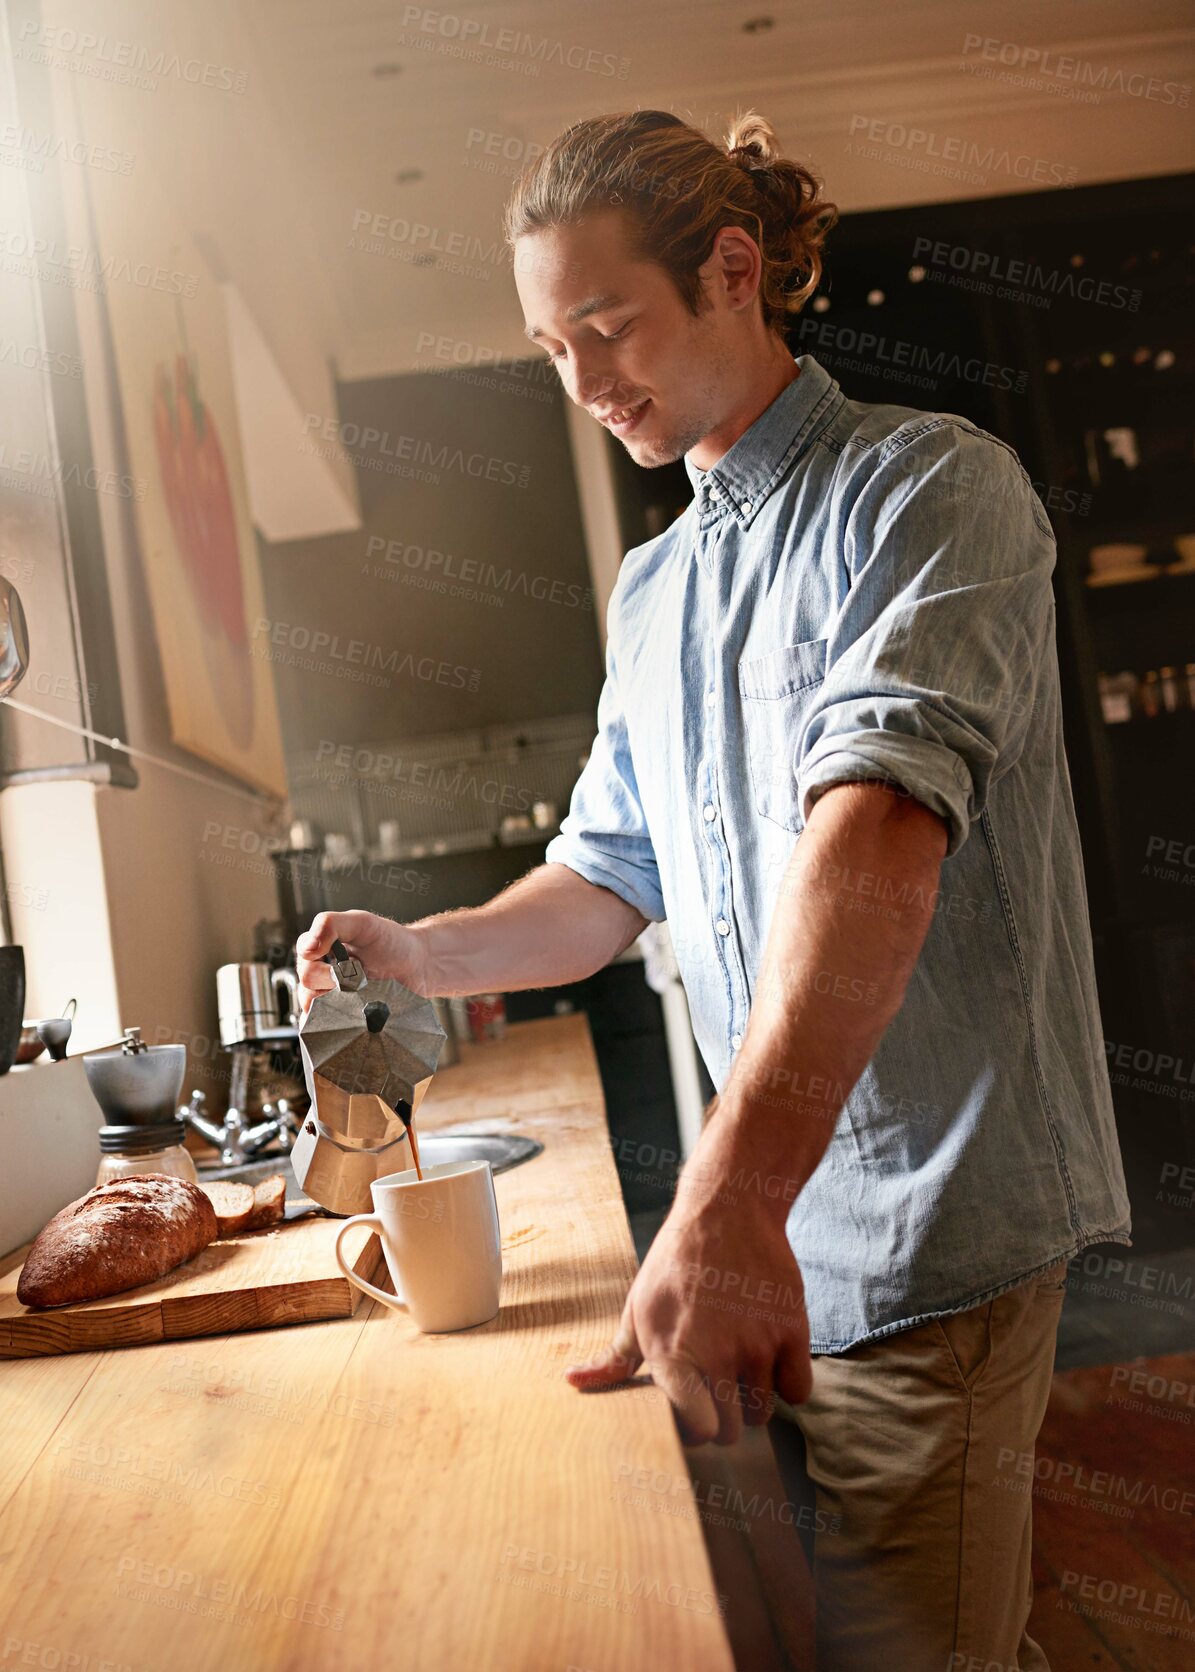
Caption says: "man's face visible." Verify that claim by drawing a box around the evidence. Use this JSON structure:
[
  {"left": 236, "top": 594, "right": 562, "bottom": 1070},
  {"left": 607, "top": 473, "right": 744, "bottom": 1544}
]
[{"left": 514, "top": 208, "right": 740, "bottom": 468}]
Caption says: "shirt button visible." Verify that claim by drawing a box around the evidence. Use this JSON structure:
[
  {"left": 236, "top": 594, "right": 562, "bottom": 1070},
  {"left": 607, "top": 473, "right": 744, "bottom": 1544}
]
[
  {"left": 715, "top": 918, "right": 730, "bottom": 937},
  {"left": 740, "top": 500, "right": 752, "bottom": 515},
  {"left": 703, "top": 804, "right": 716, "bottom": 822},
  {"left": 709, "top": 485, "right": 722, "bottom": 500},
  {"left": 731, "top": 1032, "right": 742, "bottom": 1050}
]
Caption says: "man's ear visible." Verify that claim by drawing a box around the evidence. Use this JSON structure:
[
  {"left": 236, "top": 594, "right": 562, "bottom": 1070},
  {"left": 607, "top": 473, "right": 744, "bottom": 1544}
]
[{"left": 703, "top": 225, "right": 763, "bottom": 315}]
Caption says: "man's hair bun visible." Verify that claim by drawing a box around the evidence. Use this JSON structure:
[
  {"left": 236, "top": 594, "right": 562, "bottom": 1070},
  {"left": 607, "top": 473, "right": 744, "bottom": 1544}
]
[{"left": 725, "top": 110, "right": 779, "bottom": 164}]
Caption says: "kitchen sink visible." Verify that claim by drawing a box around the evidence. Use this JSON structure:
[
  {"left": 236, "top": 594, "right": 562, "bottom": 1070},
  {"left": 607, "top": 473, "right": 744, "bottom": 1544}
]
[{"left": 196, "top": 1133, "right": 543, "bottom": 1215}]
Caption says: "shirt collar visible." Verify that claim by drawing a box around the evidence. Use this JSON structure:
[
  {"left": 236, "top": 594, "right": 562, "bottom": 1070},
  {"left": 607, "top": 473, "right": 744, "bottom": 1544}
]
[{"left": 683, "top": 353, "right": 841, "bottom": 530}]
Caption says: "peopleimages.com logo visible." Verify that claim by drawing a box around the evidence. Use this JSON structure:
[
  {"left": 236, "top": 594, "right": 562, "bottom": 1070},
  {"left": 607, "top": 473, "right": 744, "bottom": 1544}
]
[
  {"left": 14, "top": 20, "right": 250, "bottom": 93},
  {"left": 301, "top": 413, "right": 530, "bottom": 490},
  {"left": 396, "top": 7, "right": 629, "bottom": 79},
  {"left": 795, "top": 317, "right": 1029, "bottom": 394},
  {"left": 846, "top": 115, "right": 1078, "bottom": 188},
  {"left": 911, "top": 236, "right": 1142, "bottom": 313},
  {"left": 960, "top": 33, "right": 1190, "bottom": 107},
  {"left": 251, "top": 617, "right": 481, "bottom": 693},
  {"left": 0, "top": 230, "right": 199, "bottom": 296}
]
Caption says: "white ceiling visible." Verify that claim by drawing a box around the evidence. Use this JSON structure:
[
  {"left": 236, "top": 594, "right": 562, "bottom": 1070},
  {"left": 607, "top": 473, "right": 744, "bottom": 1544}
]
[{"left": 240, "top": 0, "right": 1195, "bottom": 380}]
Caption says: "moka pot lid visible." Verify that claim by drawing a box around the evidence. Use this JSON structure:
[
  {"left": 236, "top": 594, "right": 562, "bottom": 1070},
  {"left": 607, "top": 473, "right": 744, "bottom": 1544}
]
[{"left": 298, "top": 940, "right": 446, "bottom": 1111}]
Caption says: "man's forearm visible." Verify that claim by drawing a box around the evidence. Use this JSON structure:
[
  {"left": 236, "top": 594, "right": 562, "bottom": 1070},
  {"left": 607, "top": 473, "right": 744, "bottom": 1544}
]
[
  {"left": 682, "top": 782, "right": 949, "bottom": 1219},
  {"left": 407, "top": 862, "right": 648, "bottom": 997}
]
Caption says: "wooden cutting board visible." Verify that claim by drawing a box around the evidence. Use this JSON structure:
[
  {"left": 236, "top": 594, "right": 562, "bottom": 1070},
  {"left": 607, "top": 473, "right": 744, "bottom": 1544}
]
[{"left": 0, "top": 1215, "right": 384, "bottom": 1359}]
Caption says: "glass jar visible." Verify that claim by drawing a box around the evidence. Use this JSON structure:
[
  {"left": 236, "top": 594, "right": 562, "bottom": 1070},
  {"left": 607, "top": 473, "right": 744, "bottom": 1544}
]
[{"left": 95, "top": 1124, "right": 198, "bottom": 1187}]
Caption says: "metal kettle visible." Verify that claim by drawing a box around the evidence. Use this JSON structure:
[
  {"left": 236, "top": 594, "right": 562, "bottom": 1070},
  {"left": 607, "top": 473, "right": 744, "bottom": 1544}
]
[{"left": 291, "top": 940, "right": 446, "bottom": 1214}]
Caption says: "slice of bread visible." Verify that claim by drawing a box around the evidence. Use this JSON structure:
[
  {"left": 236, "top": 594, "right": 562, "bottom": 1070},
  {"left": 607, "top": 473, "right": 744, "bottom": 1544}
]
[
  {"left": 197, "top": 1179, "right": 255, "bottom": 1236},
  {"left": 243, "top": 1174, "right": 287, "bottom": 1232}
]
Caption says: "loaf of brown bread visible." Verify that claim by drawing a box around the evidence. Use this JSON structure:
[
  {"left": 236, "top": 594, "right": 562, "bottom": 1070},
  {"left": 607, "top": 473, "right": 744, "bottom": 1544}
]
[{"left": 16, "top": 1173, "right": 218, "bottom": 1309}]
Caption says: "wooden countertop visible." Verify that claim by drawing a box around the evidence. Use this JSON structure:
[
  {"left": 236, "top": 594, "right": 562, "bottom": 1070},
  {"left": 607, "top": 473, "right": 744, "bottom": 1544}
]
[{"left": 0, "top": 1015, "right": 737, "bottom": 1672}]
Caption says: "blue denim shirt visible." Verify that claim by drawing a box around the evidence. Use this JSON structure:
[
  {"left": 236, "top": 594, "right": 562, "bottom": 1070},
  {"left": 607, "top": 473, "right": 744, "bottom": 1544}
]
[{"left": 546, "top": 353, "right": 1132, "bottom": 1353}]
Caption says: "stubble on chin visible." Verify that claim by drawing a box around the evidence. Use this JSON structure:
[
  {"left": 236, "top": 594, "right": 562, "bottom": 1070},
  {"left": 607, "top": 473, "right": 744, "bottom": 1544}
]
[
  {"left": 625, "top": 440, "right": 680, "bottom": 468},
  {"left": 625, "top": 420, "right": 708, "bottom": 469}
]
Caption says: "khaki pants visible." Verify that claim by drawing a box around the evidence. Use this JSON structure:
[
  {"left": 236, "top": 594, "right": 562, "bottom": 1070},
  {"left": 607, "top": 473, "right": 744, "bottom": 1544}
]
[{"left": 770, "top": 1260, "right": 1068, "bottom": 1672}]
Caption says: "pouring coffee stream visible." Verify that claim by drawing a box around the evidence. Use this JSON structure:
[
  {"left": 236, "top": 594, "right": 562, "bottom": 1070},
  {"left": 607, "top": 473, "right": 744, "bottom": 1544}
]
[{"left": 291, "top": 939, "right": 445, "bottom": 1214}]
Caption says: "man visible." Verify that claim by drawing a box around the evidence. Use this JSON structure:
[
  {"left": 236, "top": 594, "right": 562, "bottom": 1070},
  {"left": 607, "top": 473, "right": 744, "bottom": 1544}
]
[{"left": 299, "top": 110, "right": 1131, "bottom": 1670}]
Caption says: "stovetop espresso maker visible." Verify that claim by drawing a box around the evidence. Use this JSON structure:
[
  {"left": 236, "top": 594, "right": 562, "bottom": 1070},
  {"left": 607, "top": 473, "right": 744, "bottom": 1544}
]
[{"left": 291, "top": 940, "right": 447, "bottom": 1215}]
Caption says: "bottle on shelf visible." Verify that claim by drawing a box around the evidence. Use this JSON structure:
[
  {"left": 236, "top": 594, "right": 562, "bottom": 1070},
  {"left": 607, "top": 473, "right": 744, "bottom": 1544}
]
[
  {"left": 1097, "top": 671, "right": 1136, "bottom": 724},
  {"left": 1097, "top": 666, "right": 1192, "bottom": 724}
]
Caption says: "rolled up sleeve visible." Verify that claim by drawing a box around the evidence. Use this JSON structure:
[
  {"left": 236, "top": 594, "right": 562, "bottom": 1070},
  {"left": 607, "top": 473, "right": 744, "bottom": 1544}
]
[
  {"left": 798, "top": 422, "right": 1057, "bottom": 856},
  {"left": 545, "top": 621, "right": 666, "bottom": 922}
]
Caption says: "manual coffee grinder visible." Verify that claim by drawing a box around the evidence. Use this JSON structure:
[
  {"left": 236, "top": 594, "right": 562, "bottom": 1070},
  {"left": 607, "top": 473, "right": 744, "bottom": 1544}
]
[{"left": 292, "top": 940, "right": 447, "bottom": 1215}]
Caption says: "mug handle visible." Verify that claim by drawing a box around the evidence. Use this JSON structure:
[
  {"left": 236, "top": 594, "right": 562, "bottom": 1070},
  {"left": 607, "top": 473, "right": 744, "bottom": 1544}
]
[{"left": 334, "top": 1214, "right": 403, "bottom": 1310}]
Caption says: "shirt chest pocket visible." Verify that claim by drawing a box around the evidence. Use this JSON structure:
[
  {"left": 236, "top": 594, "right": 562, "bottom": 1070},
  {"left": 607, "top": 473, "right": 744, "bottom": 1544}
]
[{"left": 737, "top": 638, "right": 828, "bottom": 832}]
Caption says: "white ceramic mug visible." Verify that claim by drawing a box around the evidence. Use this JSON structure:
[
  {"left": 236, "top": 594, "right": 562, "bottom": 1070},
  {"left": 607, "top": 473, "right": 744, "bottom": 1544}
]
[{"left": 334, "top": 1158, "right": 502, "bottom": 1332}]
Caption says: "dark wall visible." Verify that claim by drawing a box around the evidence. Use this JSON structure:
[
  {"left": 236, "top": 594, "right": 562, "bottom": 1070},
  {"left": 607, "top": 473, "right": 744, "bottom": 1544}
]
[{"left": 258, "top": 361, "right": 603, "bottom": 755}]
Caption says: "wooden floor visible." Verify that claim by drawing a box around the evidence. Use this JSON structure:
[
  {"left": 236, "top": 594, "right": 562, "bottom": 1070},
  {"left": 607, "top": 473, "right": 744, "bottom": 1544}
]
[{"left": 1028, "top": 1352, "right": 1195, "bottom": 1670}]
